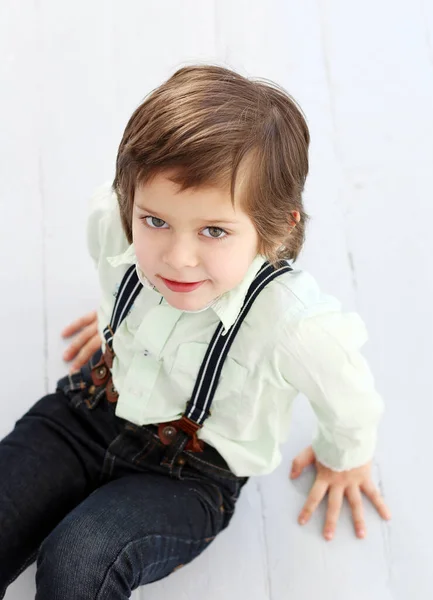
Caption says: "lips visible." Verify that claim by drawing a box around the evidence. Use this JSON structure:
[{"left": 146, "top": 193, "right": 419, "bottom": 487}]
[{"left": 159, "top": 276, "right": 205, "bottom": 293}]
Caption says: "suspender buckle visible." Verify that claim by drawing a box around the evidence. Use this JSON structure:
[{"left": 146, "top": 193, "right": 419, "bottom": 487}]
[
  {"left": 158, "top": 416, "right": 204, "bottom": 452},
  {"left": 105, "top": 379, "right": 119, "bottom": 403},
  {"left": 91, "top": 358, "right": 110, "bottom": 386},
  {"left": 90, "top": 350, "right": 118, "bottom": 402}
]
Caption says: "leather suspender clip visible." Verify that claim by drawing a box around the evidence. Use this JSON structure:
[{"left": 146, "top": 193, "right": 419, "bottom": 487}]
[
  {"left": 158, "top": 416, "right": 204, "bottom": 452},
  {"left": 90, "top": 358, "right": 110, "bottom": 387},
  {"left": 90, "top": 350, "right": 118, "bottom": 403}
]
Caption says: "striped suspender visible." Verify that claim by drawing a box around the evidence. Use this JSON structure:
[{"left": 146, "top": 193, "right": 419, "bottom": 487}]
[
  {"left": 183, "top": 261, "right": 293, "bottom": 426},
  {"left": 158, "top": 260, "right": 293, "bottom": 451},
  {"left": 90, "top": 264, "right": 143, "bottom": 396},
  {"left": 103, "top": 264, "right": 142, "bottom": 353}
]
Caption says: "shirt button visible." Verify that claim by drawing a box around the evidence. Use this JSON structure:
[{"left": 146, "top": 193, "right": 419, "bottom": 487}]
[{"left": 143, "top": 349, "right": 149, "bottom": 357}]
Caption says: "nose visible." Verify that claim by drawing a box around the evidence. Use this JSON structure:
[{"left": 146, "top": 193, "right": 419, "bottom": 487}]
[{"left": 161, "top": 233, "right": 199, "bottom": 270}]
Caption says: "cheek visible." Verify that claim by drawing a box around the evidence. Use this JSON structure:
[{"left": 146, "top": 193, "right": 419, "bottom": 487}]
[
  {"left": 132, "top": 223, "right": 156, "bottom": 265},
  {"left": 204, "top": 243, "right": 256, "bottom": 286}
]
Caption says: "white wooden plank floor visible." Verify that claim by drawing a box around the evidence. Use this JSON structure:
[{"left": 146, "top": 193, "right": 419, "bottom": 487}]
[{"left": 1, "top": 1, "right": 432, "bottom": 598}]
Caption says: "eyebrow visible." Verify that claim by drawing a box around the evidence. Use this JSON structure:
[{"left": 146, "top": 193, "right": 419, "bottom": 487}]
[{"left": 134, "top": 204, "right": 239, "bottom": 225}]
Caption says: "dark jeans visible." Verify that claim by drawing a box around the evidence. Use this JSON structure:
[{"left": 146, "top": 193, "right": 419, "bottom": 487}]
[{"left": 0, "top": 363, "right": 248, "bottom": 599}]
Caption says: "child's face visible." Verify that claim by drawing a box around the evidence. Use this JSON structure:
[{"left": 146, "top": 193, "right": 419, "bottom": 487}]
[{"left": 132, "top": 171, "right": 260, "bottom": 311}]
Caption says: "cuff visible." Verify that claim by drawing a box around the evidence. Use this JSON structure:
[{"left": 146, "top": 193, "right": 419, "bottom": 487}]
[{"left": 311, "top": 425, "right": 379, "bottom": 472}]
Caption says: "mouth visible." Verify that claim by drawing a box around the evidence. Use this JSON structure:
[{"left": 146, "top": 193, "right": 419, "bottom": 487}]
[{"left": 158, "top": 276, "right": 206, "bottom": 293}]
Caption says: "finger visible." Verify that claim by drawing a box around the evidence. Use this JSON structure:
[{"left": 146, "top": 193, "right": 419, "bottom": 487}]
[
  {"left": 64, "top": 325, "right": 97, "bottom": 361},
  {"left": 69, "top": 334, "right": 102, "bottom": 372},
  {"left": 298, "top": 479, "right": 328, "bottom": 525},
  {"left": 69, "top": 335, "right": 102, "bottom": 373},
  {"left": 291, "top": 446, "right": 315, "bottom": 479},
  {"left": 63, "top": 322, "right": 98, "bottom": 361},
  {"left": 323, "top": 485, "right": 344, "bottom": 540},
  {"left": 361, "top": 481, "right": 392, "bottom": 520},
  {"left": 346, "top": 485, "right": 366, "bottom": 539},
  {"left": 61, "top": 311, "right": 97, "bottom": 338}
]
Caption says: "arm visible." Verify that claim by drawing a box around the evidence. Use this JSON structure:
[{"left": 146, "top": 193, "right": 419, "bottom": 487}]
[
  {"left": 279, "top": 309, "right": 385, "bottom": 471},
  {"left": 278, "top": 309, "right": 391, "bottom": 540},
  {"left": 86, "top": 180, "right": 118, "bottom": 267},
  {"left": 62, "top": 182, "right": 115, "bottom": 372}
]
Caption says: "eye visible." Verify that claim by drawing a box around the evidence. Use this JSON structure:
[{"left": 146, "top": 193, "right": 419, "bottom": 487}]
[
  {"left": 144, "top": 216, "right": 169, "bottom": 229},
  {"left": 202, "top": 226, "right": 227, "bottom": 239}
]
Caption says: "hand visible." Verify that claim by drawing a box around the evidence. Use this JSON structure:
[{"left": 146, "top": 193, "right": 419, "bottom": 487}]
[
  {"left": 290, "top": 445, "right": 391, "bottom": 541},
  {"left": 61, "top": 311, "right": 102, "bottom": 374}
]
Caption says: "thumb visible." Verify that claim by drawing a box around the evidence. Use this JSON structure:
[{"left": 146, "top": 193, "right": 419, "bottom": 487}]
[{"left": 290, "top": 446, "right": 315, "bottom": 479}]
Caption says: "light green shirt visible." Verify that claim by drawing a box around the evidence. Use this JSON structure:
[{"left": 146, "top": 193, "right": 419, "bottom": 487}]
[{"left": 87, "top": 182, "right": 385, "bottom": 477}]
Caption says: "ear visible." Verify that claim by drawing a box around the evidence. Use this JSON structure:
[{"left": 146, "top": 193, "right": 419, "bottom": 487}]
[
  {"left": 276, "top": 211, "right": 301, "bottom": 254},
  {"left": 290, "top": 210, "right": 300, "bottom": 227}
]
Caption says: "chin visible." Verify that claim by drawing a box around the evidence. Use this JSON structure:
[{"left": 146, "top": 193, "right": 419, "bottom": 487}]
[{"left": 164, "top": 293, "right": 211, "bottom": 312}]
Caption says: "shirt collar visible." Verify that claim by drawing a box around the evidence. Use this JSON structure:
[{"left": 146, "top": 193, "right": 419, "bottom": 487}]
[
  {"left": 106, "top": 244, "right": 137, "bottom": 268},
  {"left": 106, "top": 246, "right": 266, "bottom": 333},
  {"left": 210, "top": 254, "right": 266, "bottom": 333},
  {"left": 107, "top": 245, "right": 157, "bottom": 293}
]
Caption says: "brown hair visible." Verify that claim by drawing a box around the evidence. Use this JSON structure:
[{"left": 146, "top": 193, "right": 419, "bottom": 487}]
[{"left": 113, "top": 64, "right": 310, "bottom": 263}]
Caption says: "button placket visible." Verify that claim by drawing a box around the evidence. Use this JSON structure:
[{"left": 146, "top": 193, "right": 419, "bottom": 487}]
[
  {"left": 122, "top": 352, "right": 162, "bottom": 411},
  {"left": 135, "top": 304, "right": 183, "bottom": 362}
]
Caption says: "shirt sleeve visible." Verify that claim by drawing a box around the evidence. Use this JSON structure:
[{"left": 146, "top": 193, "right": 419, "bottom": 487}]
[
  {"left": 278, "top": 309, "right": 385, "bottom": 471},
  {"left": 86, "top": 180, "right": 119, "bottom": 267}
]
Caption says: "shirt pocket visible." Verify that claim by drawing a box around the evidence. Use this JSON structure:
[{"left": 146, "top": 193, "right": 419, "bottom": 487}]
[{"left": 170, "top": 341, "right": 248, "bottom": 420}]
